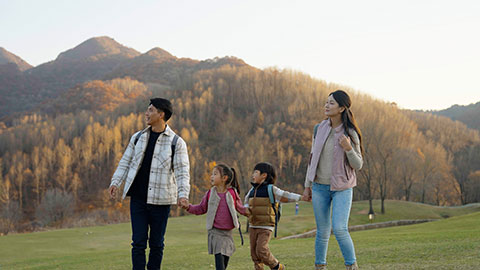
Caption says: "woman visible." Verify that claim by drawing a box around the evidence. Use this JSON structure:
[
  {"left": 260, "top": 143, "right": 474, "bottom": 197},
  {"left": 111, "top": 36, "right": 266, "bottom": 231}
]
[{"left": 303, "top": 90, "right": 363, "bottom": 270}]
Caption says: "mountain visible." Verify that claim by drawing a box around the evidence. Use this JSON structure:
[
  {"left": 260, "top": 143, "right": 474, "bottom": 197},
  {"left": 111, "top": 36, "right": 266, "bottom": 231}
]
[
  {"left": 104, "top": 48, "right": 249, "bottom": 85},
  {"left": 55, "top": 36, "right": 139, "bottom": 62},
  {"left": 432, "top": 102, "right": 480, "bottom": 131},
  {"left": 0, "top": 36, "right": 250, "bottom": 119},
  {"left": 25, "top": 36, "right": 141, "bottom": 95},
  {"left": 0, "top": 47, "right": 33, "bottom": 71},
  {"left": 1, "top": 37, "right": 141, "bottom": 117}
]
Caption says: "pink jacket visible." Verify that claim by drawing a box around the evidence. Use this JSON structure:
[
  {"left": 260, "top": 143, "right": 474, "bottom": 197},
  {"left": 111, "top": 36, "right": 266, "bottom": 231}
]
[{"left": 305, "top": 120, "right": 357, "bottom": 191}]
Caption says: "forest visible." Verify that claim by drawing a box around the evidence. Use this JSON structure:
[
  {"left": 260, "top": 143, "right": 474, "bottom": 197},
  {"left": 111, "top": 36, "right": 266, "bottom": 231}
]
[{"left": 1, "top": 64, "right": 479, "bottom": 234}]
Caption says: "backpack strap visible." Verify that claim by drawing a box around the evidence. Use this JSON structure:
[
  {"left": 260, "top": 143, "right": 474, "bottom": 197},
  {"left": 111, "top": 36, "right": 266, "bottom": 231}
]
[
  {"left": 267, "top": 184, "right": 279, "bottom": 237},
  {"left": 313, "top": 123, "right": 320, "bottom": 140},
  {"left": 267, "top": 184, "right": 275, "bottom": 204},
  {"left": 206, "top": 189, "right": 211, "bottom": 201},
  {"left": 228, "top": 188, "right": 244, "bottom": 246},
  {"left": 133, "top": 131, "right": 142, "bottom": 145},
  {"left": 227, "top": 188, "right": 237, "bottom": 200},
  {"left": 170, "top": 134, "right": 179, "bottom": 172}
]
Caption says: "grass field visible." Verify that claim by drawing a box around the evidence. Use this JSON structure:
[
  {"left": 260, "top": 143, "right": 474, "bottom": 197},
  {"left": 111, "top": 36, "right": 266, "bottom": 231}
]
[{"left": 1, "top": 200, "right": 479, "bottom": 270}]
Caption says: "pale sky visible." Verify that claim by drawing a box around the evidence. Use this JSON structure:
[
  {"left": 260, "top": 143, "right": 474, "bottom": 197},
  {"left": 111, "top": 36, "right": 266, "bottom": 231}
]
[{"left": 1, "top": 0, "right": 479, "bottom": 110}]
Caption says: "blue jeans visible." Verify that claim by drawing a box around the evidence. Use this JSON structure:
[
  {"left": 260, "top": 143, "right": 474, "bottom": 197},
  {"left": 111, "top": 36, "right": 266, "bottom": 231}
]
[
  {"left": 312, "top": 183, "right": 356, "bottom": 266},
  {"left": 130, "top": 198, "right": 171, "bottom": 270}
]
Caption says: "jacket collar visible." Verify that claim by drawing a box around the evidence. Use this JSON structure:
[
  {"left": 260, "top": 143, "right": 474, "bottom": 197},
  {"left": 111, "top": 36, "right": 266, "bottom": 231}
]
[
  {"left": 250, "top": 181, "right": 269, "bottom": 188},
  {"left": 141, "top": 125, "right": 174, "bottom": 136}
]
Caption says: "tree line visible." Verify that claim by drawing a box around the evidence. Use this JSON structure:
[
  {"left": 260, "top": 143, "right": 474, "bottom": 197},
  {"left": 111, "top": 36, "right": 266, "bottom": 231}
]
[{"left": 1, "top": 66, "right": 479, "bottom": 234}]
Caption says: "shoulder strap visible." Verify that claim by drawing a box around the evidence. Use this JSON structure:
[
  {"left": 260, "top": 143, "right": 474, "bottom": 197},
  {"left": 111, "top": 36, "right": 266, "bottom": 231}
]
[
  {"left": 268, "top": 184, "right": 280, "bottom": 238},
  {"left": 206, "top": 189, "right": 211, "bottom": 202},
  {"left": 133, "top": 131, "right": 142, "bottom": 145},
  {"left": 227, "top": 187, "right": 244, "bottom": 246},
  {"left": 171, "top": 134, "right": 179, "bottom": 172},
  {"left": 228, "top": 188, "right": 237, "bottom": 201},
  {"left": 313, "top": 123, "right": 320, "bottom": 139},
  {"left": 267, "top": 184, "right": 275, "bottom": 204}
]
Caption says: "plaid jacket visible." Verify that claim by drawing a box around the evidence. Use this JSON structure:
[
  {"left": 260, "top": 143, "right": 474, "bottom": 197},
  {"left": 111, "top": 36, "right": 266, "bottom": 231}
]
[{"left": 109, "top": 125, "right": 190, "bottom": 205}]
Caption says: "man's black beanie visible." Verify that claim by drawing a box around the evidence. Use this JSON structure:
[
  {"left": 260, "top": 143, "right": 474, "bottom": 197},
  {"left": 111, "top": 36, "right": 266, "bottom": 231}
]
[{"left": 150, "top": 98, "right": 173, "bottom": 121}]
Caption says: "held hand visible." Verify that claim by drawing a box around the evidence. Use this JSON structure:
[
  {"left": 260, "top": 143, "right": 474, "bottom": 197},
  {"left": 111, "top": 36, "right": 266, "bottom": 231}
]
[
  {"left": 244, "top": 208, "right": 251, "bottom": 217},
  {"left": 339, "top": 134, "right": 353, "bottom": 151},
  {"left": 302, "top": 187, "right": 312, "bottom": 202},
  {"left": 182, "top": 201, "right": 190, "bottom": 210},
  {"left": 178, "top": 197, "right": 189, "bottom": 209},
  {"left": 109, "top": 186, "right": 118, "bottom": 200}
]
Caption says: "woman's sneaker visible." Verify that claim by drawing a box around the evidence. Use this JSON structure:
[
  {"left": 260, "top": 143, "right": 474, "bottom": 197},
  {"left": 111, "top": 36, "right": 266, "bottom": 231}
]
[
  {"left": 315, "top": 264, "right": 327, "bottom": 270},
  {"left": 346, "top": 261, "right": 358, "bottom": 270}
]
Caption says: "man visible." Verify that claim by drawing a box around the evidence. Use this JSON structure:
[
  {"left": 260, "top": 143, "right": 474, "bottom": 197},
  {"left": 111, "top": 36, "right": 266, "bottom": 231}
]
[{"left": 109, "top": 98, "right": 190, "bottom": 270}]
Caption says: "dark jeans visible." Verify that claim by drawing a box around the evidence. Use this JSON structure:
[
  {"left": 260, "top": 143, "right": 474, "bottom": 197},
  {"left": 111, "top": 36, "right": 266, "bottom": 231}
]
[{"left": 130, "top": 198, "right": 170, "bottom": 270}]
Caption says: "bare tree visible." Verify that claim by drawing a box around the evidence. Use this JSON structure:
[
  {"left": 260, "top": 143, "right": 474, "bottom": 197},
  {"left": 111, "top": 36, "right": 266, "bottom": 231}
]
[{"left": 35, "top": 189, "right": 74, "bottom": 227}]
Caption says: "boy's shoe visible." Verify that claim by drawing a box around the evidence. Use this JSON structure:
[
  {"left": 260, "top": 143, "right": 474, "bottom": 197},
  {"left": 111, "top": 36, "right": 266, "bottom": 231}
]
[
  {"left": 315, "top": 264, "right": 327, "bottom": 270},
  {"left": 345, "top": 261, "right": 359, "bottom": 270}
]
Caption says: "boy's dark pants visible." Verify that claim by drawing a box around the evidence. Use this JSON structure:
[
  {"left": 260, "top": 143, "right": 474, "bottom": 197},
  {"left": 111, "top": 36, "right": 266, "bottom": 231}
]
[
  {"left": 130, "top": 198, "right": 170, "bottom": 270},
  {"left": 249, "top": 228, "right": 279, "bottom": 270}
]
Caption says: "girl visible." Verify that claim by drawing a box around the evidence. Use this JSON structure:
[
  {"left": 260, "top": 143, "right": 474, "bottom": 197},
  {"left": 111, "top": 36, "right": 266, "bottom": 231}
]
[
  {"left": 245, "top": 162, "right": 302, "bottom": 270},
  {"left": 183, "top": 163, "right": 249, "bottom": 270},
  {"left": 303, "top": 90, "right": 363, "bottom": 270}
]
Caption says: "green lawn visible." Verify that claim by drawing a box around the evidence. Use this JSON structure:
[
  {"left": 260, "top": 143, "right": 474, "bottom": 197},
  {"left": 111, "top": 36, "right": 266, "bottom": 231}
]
[{"left": 1, "top": 200, "right": 479, "bottom": 269}]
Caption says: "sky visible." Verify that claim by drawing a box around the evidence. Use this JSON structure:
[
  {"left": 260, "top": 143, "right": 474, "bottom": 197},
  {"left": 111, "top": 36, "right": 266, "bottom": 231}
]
[{"left": 1, "top": 0, "right": 479, "bottom": 110}]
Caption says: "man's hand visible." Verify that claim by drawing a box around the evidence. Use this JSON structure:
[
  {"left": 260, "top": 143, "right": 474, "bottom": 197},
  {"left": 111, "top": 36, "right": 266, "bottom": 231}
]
[
  {"left": 178, "top": 197, "right": 189, "bottom": 209},
  {"left": 109, "top": 185, "right": 118, "bottom": 200}
]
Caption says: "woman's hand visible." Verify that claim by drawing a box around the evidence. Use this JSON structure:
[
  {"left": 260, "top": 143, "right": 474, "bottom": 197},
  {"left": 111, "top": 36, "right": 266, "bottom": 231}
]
[
  {"left": 339, "top": 134, "right": 353, "bottom": 151},
  {"left": 302, "top": 187, "right": 312, "bottom": 202}
]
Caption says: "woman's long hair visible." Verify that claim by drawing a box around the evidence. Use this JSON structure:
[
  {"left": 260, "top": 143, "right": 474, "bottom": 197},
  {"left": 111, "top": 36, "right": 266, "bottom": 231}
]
[
  {"left": 330, "top": 90, "right": 363, "bottom": 154},
  {"left": 215, "top": 163, "right": 240, "bottom": 194}
]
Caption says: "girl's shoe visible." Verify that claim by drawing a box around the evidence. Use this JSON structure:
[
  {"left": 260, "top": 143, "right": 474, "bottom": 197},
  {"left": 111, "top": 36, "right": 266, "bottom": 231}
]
[
  {"left": 345, "top": 261, "right": 358, "bottom": 270},
  {"left": 315, "top": 264, "right": 327, "bottom": 270}
]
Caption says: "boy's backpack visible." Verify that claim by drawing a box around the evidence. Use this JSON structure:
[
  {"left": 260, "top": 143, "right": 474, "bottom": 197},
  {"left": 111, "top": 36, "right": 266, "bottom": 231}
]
[
  {"left": 133, "top": 132, "right": 179, "bottom": 172},
  {"left": 267, "top": 184, "right": 282, "bottom": 238},
  {"left": 206, "top": 188, "right": 244, "bottom": 245}
]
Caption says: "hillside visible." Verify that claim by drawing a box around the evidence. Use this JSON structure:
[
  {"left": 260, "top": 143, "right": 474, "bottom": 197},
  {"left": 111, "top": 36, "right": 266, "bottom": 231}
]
[
  {"left": 1, "top": 37, "right": 480, "bottom": 235},
  {"left": 0, "top": 47, "right": 32, "bottom": 71},
  {"left": 1, "top": 201, "right": 479, "bottom": 269},
  {"left": 37, "top": 77, "right": 149, "bottom": 115},
  {"left": 432, "top": 101, "right": 480, "bottom": 131}
]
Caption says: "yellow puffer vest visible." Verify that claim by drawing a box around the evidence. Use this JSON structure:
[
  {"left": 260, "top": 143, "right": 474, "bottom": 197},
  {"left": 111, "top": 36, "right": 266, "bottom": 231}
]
[{"left": 248, "top": 183, "right": 276, "bottom": 227}]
